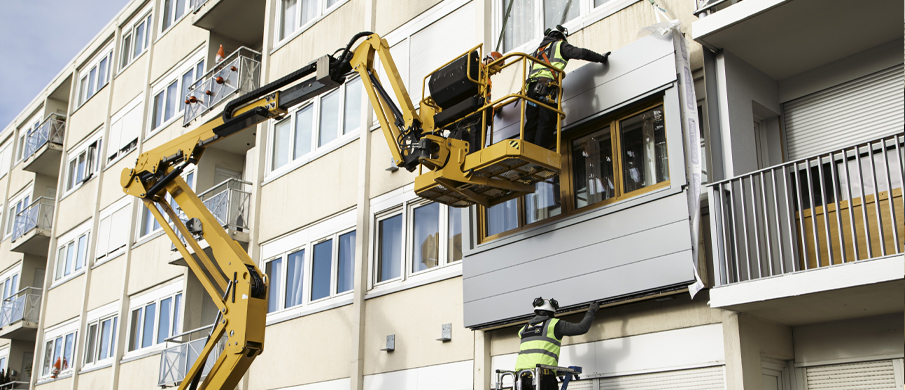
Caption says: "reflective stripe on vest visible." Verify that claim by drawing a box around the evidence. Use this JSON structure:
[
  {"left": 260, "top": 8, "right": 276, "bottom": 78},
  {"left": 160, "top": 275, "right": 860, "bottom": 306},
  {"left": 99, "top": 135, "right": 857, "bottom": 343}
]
[
  {"left": 514, "top": 318, "right": 562, "bottom": 371},
  {"left": 529, "top": 40, "right": 567, "bottom": 81}
]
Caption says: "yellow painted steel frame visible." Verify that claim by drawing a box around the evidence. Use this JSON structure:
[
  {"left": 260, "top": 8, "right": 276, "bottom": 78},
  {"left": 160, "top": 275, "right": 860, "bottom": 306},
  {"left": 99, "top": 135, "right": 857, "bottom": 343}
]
[{"left": 121, "top": 96, "right": 276, "bottom": 390}]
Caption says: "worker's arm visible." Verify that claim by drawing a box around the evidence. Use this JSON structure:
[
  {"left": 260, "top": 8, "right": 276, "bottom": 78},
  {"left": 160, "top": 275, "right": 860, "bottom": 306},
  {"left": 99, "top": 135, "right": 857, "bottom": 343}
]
[
  {"left": 560, "top": 41, "right": 610, "bottom": 63},
  {"left": 554, "top": 302, "right": 599, "bottom": 338}
]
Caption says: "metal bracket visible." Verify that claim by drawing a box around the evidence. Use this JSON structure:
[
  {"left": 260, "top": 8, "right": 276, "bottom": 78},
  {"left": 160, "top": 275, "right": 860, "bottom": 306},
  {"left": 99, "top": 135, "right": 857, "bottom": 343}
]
[
  {"left": 436, "top": 323, "right": 452, "bottom": 342},
  {"left": 380, "top": 334, "right": 395, "bottom": 352}
]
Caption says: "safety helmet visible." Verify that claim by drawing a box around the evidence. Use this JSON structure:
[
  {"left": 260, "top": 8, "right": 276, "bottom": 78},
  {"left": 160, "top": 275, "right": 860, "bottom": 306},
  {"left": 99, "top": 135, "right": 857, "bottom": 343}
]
[
  {"left": 543, "top": 25, "right": 568, "bottom": 39},
  {"left": 532, "top": 297, "right": 560, "bottom": 314}
]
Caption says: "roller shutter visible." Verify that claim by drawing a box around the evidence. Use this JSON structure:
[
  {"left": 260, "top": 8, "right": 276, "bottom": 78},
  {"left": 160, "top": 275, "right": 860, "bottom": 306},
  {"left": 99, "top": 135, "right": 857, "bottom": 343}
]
[
  {"left": 783, "top": 65, "right": 904, "bottom": 160},
  {"left": 598, "top": 366, "right": 725, "bottom": 389},
  {"left": 805, "top": 359, "right": 898, "bottom": 389}
]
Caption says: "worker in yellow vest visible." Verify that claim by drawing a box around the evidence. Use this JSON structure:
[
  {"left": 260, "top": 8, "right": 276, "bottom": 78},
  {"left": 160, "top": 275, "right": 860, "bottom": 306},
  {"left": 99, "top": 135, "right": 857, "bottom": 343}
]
[
  {"left": 516, "top": 297, "right": 599, "bottom": 389},
  {"left": 524, "top": 25, "right": 610, "bottom": 149}
]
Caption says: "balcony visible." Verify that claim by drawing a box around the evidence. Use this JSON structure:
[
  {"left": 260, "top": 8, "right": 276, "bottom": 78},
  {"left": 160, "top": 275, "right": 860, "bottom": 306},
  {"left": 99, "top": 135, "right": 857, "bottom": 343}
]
[
  {"left": 0, "top": 287, "right": 42, "bottom": 340},
  {"left": 183, "top": 47, "right": 261, "bottom": 127},
  {"left": 0, "top": 382, "right": 28, "bottom": 389},
  {"left": 158, "top": 326, "right": 226, "bottom": 388},
  {"left": 22, "top": 113, "right": 66, "bottom": 176},
  {"left": 170, "top": 179, "right": 252, "bottom": 265},
  {"left": 190, "top": 0, "right": 264, "bottom": 46},
  {"left": 707, "top": 133, "right": 904, "bottom": 324},
  {"left": 11, "top": 197, "right": 54, "bottom": 256}
]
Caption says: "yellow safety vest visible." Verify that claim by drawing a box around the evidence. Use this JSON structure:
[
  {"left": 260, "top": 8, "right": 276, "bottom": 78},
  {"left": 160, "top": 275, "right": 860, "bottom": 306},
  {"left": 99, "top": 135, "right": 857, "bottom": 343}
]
[
  {"left": 528, "top": 40, "right": 567, "bottom": 82},
  {"left": 515, "top": 318, "right": 562, "bottom": 371}
]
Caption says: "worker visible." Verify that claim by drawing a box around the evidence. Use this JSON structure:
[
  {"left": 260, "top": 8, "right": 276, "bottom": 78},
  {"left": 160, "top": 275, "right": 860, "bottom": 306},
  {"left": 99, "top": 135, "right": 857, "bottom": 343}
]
[
  {"left": 524, "top": 25, "right": 610, "bottom": 149},
  {"left": 515, "top": 297, "right": 599, "bottom": 390}
]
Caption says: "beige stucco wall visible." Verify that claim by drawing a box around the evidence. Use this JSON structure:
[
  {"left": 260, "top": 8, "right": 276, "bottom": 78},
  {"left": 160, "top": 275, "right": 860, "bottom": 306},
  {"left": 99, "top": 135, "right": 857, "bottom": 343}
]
[
  {"left": 247, "top": 305, "right": 355, "bottom": 389},
  {"left": 374, "top": 0, "right": 443, "bottom": 35},
  {"left": 116, "top": 354, "right": 160, "bottom": 388},
  {"left": 363, "top": 277, "right": 474, "bottom": 375},
  {"left": 149, "top": 22, "right": 208, "bottom": 84},
  {"left": 54, "top": 179, "right": 98, "bottom": 235},
  {"left": 43, "top": 276, "right": 85, "bottom": 327},
  {"left": 7, "top": 165, "right": 35, "bottom": 199},
  {"left": 67, "top": 87, "right": 110, "bottom": 148},
  {"left": 110, "top": 56, "right": 149, "bottom": 116},
  {"left": 74, "top": 366, "right": 112, "bottom": 389},
  {"left": 367, "top": 128, "right": 417, "bottom": 198},
  {"left": 127, "top": 237, "right": 185, "bottom": 295},
  {"left": 722, "top": 311, "right": 793, "bottom": 389},
  {"left": 86, "top": 255, "right": 126, "bottom": 310},
  {"left": 34, "top": 376, "right": 72, "bottom": 390},
  {"left": 98, "top": 160, "right": 134, "bottom": 210}
]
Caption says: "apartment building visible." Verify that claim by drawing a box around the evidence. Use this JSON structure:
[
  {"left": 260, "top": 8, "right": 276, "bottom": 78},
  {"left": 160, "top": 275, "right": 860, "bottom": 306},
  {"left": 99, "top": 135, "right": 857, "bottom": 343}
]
[{"left": 0, "top": 0, "right": 900, "bottom": 389}]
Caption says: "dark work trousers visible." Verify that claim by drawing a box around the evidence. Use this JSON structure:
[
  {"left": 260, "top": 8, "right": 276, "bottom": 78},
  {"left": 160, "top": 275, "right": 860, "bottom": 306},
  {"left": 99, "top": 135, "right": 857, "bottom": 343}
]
[
  {"left": 523, "top": 80, "right": 560, "bottom": 150},
  {"left": 519, "top": 372, "right": 559, "bottom": 390}
]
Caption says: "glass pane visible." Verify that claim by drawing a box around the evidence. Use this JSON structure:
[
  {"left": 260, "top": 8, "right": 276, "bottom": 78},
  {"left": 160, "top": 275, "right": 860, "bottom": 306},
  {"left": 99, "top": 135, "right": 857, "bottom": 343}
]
[
  {"left": 142, "top": 302, "right": 156, "bottom": 348},
  {"left": 173, "top": 293, "right": 182, "bottom": 336},
  {"left": 133, "top": 22, "right": 146, "bottom": 58},
  {"left": 301, "top": 0, "right": 318, "bottom": 25},
  {"left": 265, "top": 258, "right": 283, "bottom": 313},
  {"left": 621, "top": 107, "right": 668, "bottom": 193},
  {"left": 98, "top": 57, "right": 109, "bottom": 87},
  {"left": 43, "top": 341, "right": 53, "bottom": 376},
  {"left": 412, "top": 203, "right": 440, "bottom": 272},
  {"left": 572, "top": 128, "right": 614, "bottom": 208},
  {"left": 595, "top": 0, "right": 612, "bottom": 6},
  {"left": 175, "top": 0, "right": 186, "bottom": 20},
  {"left": 280, "top": 0, "right": 298, "bottom": 40},
  {"left": 486, "top": 198, "right": 518, "bottom": 236},
  {"left": 165, "top": 81, "right": 179, "bottom": 121},
  {"left": 377, "top": 214, "right": 402, "bottom": 282},
  {"left": 79, "top": 75, "right": 88, "bottom": 104},
  {"left": 503, "top": 0, "right": 536, "bottom": 52},
  {"left": 76, "top": 234, "right": 88, "bottom": 271},
  {"left": 67, "top": 159, "right": 77, "bottom": 189},
  {"left": 311, "top": 239, "right": 332, "bottom": 301},
  {"left": 163, "top": 0, "right": 174, "bottom": 30},
  {"left": 129, "top": 308, "right": 141, "bottom": 351},
  {"left": 336, "top": 231, "right": 355, "bottom": 293},
  {"left": 544, "top": 0, "right": 579, "bottom": 29},
  {"left": 343, "top": 78, "right": 362, "bottom": 134},
  {"left": 285, "top": 249, "right": 305, "bottom": 308},
  {"left": 326, "top": 0, "right": 340, "bottom": 8},
  {"left": 272, "top": 119, "right": 291, "bottom": 170},
  {"left": 63, "top": 333, "right": 74, "bottom": 369},
  {"left": 88, "top": 67, "right": 97, "bottom": 96},
  {"left": 99, "top": 318, "right": 112, "bottom": 360},
  {"left": 196, "top": 61, "right": 205, "bottom": 81},
  {"left": 319, "top": 90, "right": 340, "bottom": 147},
  {"left": 153, "top": 91, "right": 166, "bottom": 129},
  {"left": 448, "top": 207, "right": 463, "bottom": 262},
  {"left": 181, "top": 70, "right": 194, "bottom": 111},
  {"left": 52, "top": 338, "right": 62, "bottom": 369},
  {"left": 76, "top": 153, "right": 86, "bottom": 182},
  {"left": 294, "top": 105, "right": 313, "bottom": 159},
  {"left": 526, "top": 177, "right": 561, "bottom": 224},
  {"left": 64, "top": 242, "right": 75, "bottom": 276},
  {"left": 120, "top": 34, "right": 132, "bottom": 69},
  {"left": 157, "top": 297, "right": 172, "bottom": 344},
  {"left": 85, "top": 324, "right": 97, "bottom": 363},
  {"left": 145, "top": 15, "right": 153, "bottom": 46}
]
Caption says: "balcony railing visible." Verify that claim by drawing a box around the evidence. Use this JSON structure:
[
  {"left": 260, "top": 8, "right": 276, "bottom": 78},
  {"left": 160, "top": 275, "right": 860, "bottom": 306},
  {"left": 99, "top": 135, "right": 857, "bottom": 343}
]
[
  {"left": 183, "top": 47, "right": 261, "bottom": 126},
  {"left": 12, "top": 197, "right": 54, "bottom": 243},
  {"left": 0, "top": 287, "right": 42, "bottom": 328},
  {"left": 707, "top": 133, "right": 904, "bottom": 286},
  {"left": 158, "top": 326, "right": 226, "bottom": 387},
  {"left": 171, "top": 179, "right": 251, "bottom": 251},
  {"left": 23, "top": 113, "right": 66, "bottom": 160},
  {"left": 0, "top": 381, "right": 29, "bottom": 390},
  {"left": 191, "top": 0, "right": 210, "bottom": 13}
]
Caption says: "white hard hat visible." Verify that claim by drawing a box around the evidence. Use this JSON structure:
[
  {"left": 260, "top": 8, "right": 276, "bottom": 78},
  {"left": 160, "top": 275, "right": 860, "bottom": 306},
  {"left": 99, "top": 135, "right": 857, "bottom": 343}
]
[{"left": 532, "top": 297, "right": 559, "bottom": 313}]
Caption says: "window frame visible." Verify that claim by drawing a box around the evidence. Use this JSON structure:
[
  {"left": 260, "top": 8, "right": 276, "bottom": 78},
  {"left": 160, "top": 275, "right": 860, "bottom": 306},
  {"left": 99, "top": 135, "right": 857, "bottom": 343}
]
[
  {"left": 82, "top": 313, "right": 118, "bottom": 368},
  {"left": 478, "top": 99, "right": 672, "bottom": 243},
  {"left": 5, "top": 188, "right": 33, "bottom": 240},
  {"left": 63, "top": 131, "right": 103, "bottom": 196},
  {"left": 148, "top": 51, "right": 205, "bottom": 137},
  {"left": 53, "top": 220, "right": 92, "bottom": 285},
  {"left": 119, "top": 10, "right": 153, "bottom": 72},
  {"left": 160, "top": 0, "right": 192, "bottom": 35},
  {"left": 95, "top": 198, "right": 132, "bottom": 265},
  {"left": 126, "top": 285, "right": 183, "bottom": 355},
  {"left": 275, "top": 0, "right": 348, "bottom": 45},
  {"left": 0, "top": 141, "right": 12, "bottom": 179},
  {"left": 40, "top": 321, "right": 79, "bottom": 380},
  {"left": 76, "top": 45, "right": 114, "bottom": 108},
  {"left": 106, "top": 95, "right": 143, "bottom": 167}
]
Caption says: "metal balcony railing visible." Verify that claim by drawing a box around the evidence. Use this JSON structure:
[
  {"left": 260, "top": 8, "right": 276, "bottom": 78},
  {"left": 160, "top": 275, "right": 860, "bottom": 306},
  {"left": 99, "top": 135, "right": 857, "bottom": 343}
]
[
  {"left": 0, "top": 287, "right": 42, "bottom": 328},
  {"left": 707, "top": 133, "right": 904, "bottom": 286},
  {"left": 158, "top": 326, "right": 226, "bottom": 387},
  {"left": 171, "top": 178, "right": 251, "bottom": 251},
  {"left": 11, "top": 197, "right": 54, "bottom": 243},
  {"left": 183, "top": 47, "right": 261, "bottom": 126},
  {"left": 23, "top": 113, "right": 66, "bottom": 160},
  {"left": 0, "top": 381, "right": 29, "bottom": 390},
  {"left": 191, "top": 0, "right": 210, "bottom": 13},
  {"left": 694, "top": 0, "right": 736, "bottom": 17}
]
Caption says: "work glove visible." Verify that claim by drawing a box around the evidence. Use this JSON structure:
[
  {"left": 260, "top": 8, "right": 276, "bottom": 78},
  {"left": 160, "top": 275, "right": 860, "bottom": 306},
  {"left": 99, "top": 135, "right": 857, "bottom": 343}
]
[
  {"left": 598, "top": 52, "right": 611, "bottom": 64},
  {"left": 588, "top": 301, "right": 599, "bottom": 314}
]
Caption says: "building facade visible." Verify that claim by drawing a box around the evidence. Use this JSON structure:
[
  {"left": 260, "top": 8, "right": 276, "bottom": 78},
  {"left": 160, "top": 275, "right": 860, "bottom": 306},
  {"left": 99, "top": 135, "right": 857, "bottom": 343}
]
[{"left": 0, "top": 0, "right": 901, "bottom": 389}]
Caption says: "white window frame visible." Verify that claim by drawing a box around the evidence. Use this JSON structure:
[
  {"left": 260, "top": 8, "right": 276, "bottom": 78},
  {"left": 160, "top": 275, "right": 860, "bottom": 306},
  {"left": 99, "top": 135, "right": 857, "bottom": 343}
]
[
  {"left": 148, "top": 51, "right": 205, "bottom": 137},
  {"left": 260, "top": 209, "right": 356, "bottom": 321},
  {"left": 52, "top": 220, "right": 92, "bottom": 286},
  {"left": 265, "top": 76, "right": 362, "bottom": 179},
  {"left": 63, "top": 130, "right": 103, "bottom": 196},
  {"left": 106, "top": 96, "right": 143, "bottom": 167},
  {"left": 40, "top": 319, "right": 79, "bottom": 380},
  {"left": 274, "top": 0, "right": 348, "bottom": 46},
  {"left": 119, "top": 9, "right": 153, "bottom": 72},
  {"left": 136, "top": 168, "right": 194, "bottom": 241},
  {"left": 82, "top": 301, "right": 120, "bottom": 369},
  {"left": 6, "top": 188, "right": 33, "bottom": 240},
  {"left": 368, "top": 185, "right": 464, "bottom": 291},
  {"left": 159, "top": 0, "right": 192, "bottom": 35},
  {"left": 95, "top": 198, "right": 132, "bottom": 265},
  {"left": 15, "top": 114, "right": 40, "bottom": 164},
  {"left": 0, "top": 141, "right": 12, "bottom": 179},
  {"left": 0, "top": 268, "right": 20, "bottom": 304},
  {"left": 125, "top": 280, "right": 183, "bottom": 356},
  {"left": 76, "top": 44, "right": 114, "bottom": 108}
]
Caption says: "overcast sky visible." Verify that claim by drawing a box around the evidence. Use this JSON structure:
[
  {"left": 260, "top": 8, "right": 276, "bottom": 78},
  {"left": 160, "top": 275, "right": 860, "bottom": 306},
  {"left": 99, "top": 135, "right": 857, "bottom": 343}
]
[{"left": 0, "top": 0, "right": 130, "bottom": 131}]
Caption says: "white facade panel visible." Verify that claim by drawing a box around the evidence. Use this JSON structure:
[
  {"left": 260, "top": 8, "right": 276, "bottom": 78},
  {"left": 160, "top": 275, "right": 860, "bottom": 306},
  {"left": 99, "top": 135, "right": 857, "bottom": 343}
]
[{"left": 362, "top": 360, "right": 473, "bottom": 390}]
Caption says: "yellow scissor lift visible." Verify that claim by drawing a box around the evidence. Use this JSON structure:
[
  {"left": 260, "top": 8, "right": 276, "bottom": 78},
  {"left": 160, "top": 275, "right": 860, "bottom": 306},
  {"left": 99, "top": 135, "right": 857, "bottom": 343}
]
[{"left": 348, "top": 34, "right": 565, "bottom": 208}]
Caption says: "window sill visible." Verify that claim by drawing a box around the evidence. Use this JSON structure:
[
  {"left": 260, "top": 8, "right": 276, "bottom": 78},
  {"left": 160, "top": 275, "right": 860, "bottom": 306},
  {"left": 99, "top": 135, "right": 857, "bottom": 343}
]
[
  {"left": 132, "top": 230, "right": 166, "bottom": 249},
  {"left": 155, "top": 14, "right": 191, "bottom": 45},
  {"left": 69, "top": 84, "right": 110, "bottom": 117},
  {"left": 265, "top": 294, "right": 353, "bottom": 326},
  {"left": 59, "top": 175, "right": 99, "bottom": 201},
  {"left": 145, "top": 113, "right": 186, "bottom": 144},
  {"left": 366, "top": 262, "right": 462, "bottom": 300},
  {"left": 36, "top": 372, "right": 74, "bottom": 385},
  {"left": 79, "top": 361, "right": 113, "bottom": 374},
  {"left": 270, "top": 0, "right": 350, "bottom": 54},
  {"left": 115, "top": 50, "right": 148, "bottom": 79},
  {"left": 262, "top": 129, "right": 360, "bottom": 186},
  {"left": 121, "top": 345, "right": 166, "bottom": 364},
  {"left": 104, "top": 148, "right": 137, "bottom": 171},
  {"left": 49, "top": 268, "right": 87, "bottom": 291},
  {"left": 93, "top": 250, "right": 126, "bottom": 269}
]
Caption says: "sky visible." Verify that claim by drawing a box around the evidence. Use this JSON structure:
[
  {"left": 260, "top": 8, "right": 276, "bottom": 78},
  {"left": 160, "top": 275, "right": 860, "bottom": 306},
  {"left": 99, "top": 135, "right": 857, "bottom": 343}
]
[{"left": 0, "top": 0, "right": 130, "bottom": 131}]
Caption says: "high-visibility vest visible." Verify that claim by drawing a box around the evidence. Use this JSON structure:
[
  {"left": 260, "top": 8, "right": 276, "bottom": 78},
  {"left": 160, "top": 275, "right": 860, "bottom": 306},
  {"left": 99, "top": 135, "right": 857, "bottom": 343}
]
[
  {"left": 515, "top": 318, "right": 562, "bottom": 371},
  {"left": 528, "top": 40, "right": 567, "bottom": 82}
]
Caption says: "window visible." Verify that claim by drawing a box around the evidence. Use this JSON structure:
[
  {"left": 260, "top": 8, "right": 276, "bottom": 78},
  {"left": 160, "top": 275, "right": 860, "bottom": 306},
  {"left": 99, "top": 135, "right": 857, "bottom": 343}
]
[
  {"left": 120, "top": 12, "right": 152, "bottom": 70},
  {"left": 77, "top": 47, "right": 113, "bottom": 106},
  {"left": 54, "top": 231, "right": 89, "bottom": 282},
  {"left": 41, "top": 327, "right": 77, "bottom": 378},
  {"left": 6, "top": 191, "right": 31, "bottom": 239},
  {"left": 150, "top": 54, "right": 204, "bottom": 133},
  {"left": 0, "top": 142, "right": 11, "bottom": 179},
  {"left": 496, "top": 0, "right": 617, "bottom": 53},
  {"left": 129, "top": 292, "right": 182, "bottom": 351},
  {"left": 0, "top": 273, "right": 19, "bottom": 303},
  {"left": 277, "top": 0, "right": 344, "bottom": 42},
  {"left": 64, "top": 135, "right": 102, "bottom": 193},
  {"left": 373, "top": 197, "right": 463, "bottom": 286},
  {"left": 96, "top": 200, "right": 131, "bottom": 263},
  {"left": 268, "top": 77, "right": 362, "bottom": 173},
  {"left": 108, "top": 96, "right": 143, "bottom": 165},
  {"left": 84, "top": 315, "right": 117, "bottom": 366},
  {"left": 264, "top": 225, "right": 355, "bottom": 313},
  {"left": 161, "top": 0, "right": 190, "bottom": 32}
]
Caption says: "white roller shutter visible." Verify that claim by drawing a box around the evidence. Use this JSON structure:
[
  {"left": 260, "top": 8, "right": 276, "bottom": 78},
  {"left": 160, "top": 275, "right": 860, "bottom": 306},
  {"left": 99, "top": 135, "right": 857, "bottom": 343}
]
[
  {"left": 805, "top": 359, "right": 898, "bottom": 389},
  {"left": 95, "top": 215, "right": 111, "bottom": 260},
  {"left": 109, "top": 205, "right": 131, "bottom": 253},
  {"left": 598, "top": 366, "right": 725, "bottom": 390},
  {"left": 783, "top": 64, "right": 904, "bottom": 160}
]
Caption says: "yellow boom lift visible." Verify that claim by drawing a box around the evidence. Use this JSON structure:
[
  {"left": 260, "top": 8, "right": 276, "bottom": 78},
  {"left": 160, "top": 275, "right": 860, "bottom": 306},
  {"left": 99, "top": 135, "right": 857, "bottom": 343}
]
[{"left": 120, "top": 31, "right": 564, "bottom": 389}]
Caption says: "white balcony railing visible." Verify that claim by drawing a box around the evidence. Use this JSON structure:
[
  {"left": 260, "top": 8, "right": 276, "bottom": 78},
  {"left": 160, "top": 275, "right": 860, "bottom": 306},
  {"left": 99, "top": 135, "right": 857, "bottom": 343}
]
[
  {"left": 11, "top": 197, "right": 54, "bottom": 242},
  {"left": 183, "top": 47, "right": 261, "bottom": 126},
  {"left": 158, "top": 326, "right": 226, "bottom": 387},
  {"left": 707, "top": 133, "right": 904, "bottom": 286},
  {"left": 23, "top": 113, "right": 66, "bottom": 160},
  {"left": 0, "top": 287, "right": 42, "bottom": 329},
  {"left": 171, "top": 178, "right": 252, "bottom": 251}
]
